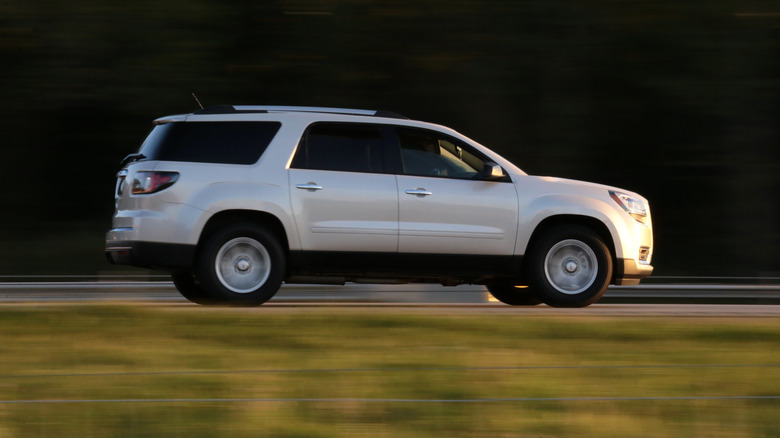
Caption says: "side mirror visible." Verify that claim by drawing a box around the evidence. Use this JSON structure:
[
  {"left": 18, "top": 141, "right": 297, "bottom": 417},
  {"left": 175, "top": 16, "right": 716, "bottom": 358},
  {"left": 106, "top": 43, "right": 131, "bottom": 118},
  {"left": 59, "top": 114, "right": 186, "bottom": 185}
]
[{"left": 480, "top": 162, "right": 506, "bottom": 180}]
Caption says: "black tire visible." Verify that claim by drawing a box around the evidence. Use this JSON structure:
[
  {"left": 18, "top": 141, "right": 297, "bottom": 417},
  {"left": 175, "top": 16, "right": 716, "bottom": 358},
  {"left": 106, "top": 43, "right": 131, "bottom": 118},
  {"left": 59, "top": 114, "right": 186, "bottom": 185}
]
[
  {"left": 196, "top": 223, "right": 285, "bottom": 306},
  {"left": 487, "top": 282, "right": 542, "bottom": 306},
  {"left": 171, "top": 271, "right": 215, "bottom": 305},
  {"left": 525, "top": 225, "right": 613, "bottom": 308}
]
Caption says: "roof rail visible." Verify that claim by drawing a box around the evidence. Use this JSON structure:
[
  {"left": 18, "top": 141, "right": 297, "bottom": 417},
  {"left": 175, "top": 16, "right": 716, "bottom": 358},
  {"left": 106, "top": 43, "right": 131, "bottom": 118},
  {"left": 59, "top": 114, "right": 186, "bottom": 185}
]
[
  {"left": 194, "top": 105, "right": 408, "bottom": 119},
  {"left": 194, "top": 105, "right": 266, "bottom": 115}
]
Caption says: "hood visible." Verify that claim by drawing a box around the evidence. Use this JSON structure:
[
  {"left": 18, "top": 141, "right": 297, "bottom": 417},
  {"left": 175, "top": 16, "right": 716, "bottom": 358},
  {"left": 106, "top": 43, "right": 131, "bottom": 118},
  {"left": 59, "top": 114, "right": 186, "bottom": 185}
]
[{"left": 523, "top": 175, "right": 647, "bottom": 202}]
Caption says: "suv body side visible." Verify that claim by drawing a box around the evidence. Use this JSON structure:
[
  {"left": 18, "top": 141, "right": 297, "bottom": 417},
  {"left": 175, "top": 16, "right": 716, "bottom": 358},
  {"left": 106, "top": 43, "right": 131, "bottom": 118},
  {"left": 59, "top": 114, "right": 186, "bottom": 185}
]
[{"left": 107, "top": 107, "right": 653, "bottom": 304}]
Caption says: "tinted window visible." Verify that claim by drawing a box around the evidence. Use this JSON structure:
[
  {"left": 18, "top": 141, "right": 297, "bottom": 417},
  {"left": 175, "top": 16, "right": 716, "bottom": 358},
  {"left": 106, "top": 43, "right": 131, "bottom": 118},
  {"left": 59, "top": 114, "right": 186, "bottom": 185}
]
[
  {"left": 398, "top": 127, "right": 487, "bottom": 179},
  {"left": 291, "top": 123, "right": 385, "bottom": 173},
  {"left": 138, "top": 121, "right": 281, "bottom": 164}
]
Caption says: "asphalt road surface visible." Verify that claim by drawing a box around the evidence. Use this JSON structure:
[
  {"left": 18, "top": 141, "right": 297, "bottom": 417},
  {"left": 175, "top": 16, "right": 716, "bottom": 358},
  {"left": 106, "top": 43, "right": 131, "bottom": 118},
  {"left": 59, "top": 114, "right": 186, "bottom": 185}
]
[{"left": 1, "top": 281, "right": 780, "bottom": 315}]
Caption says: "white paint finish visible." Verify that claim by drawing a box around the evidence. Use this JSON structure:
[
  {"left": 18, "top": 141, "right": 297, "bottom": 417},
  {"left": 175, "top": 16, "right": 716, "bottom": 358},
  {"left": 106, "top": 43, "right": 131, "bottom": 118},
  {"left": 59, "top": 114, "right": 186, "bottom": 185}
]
[
  {"left": 288, "top": 169, "right": 399, "bottom": 252},
  {"left": 397, "top": 175, "right": 519, "bottom": 255}
]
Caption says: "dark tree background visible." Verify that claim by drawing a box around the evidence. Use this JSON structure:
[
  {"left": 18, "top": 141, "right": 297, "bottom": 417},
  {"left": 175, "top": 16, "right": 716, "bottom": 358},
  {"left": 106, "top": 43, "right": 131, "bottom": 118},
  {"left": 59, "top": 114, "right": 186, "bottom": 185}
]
[{"left": 1, "top": 0, "right": 778, "bottom": 277}]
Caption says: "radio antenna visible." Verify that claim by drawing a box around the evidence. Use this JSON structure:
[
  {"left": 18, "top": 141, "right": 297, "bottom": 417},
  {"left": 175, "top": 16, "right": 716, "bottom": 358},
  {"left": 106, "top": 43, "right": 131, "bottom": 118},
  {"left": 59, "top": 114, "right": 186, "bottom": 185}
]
[{"left": 192, "top": 92, "right": 204, "bottom": 110}]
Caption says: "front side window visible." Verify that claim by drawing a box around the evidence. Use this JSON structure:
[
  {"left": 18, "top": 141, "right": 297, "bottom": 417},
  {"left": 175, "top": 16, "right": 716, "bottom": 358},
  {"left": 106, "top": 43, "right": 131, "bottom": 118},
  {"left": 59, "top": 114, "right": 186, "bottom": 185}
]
[
  {"left": 398, "top": 127, "right": 487, "bottom": 179},
  {"left": 291, "top": 123, "right": 385, "bottom": 173}
]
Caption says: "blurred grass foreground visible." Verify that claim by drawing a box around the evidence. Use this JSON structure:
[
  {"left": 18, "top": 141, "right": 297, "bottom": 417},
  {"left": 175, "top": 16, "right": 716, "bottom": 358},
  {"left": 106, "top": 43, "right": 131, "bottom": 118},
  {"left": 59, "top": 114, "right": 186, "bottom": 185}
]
[{"left": 0, "top": 305, "right": 777, "bottom": 437}]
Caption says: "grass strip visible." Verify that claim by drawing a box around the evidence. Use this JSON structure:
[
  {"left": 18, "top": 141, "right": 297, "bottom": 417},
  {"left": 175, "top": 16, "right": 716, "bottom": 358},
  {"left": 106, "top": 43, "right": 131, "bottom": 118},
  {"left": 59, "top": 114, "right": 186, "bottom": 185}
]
[{"left": 0, "top": 305, "right": 777, "bottom": 437}]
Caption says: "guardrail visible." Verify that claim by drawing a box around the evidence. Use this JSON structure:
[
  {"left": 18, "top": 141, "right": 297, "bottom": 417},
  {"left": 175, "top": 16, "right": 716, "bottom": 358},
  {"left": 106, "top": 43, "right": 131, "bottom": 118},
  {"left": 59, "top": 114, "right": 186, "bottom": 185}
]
[
  {"left": 1, "top": 279, "right": 780, "bottom": 304},
  {"left": 1, "top": 275, "right": 779, "bottom": 284}
]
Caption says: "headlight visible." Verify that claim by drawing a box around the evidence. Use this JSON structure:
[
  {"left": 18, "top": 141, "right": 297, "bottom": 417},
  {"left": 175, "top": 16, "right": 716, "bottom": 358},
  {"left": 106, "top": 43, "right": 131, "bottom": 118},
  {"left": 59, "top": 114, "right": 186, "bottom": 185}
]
[{"left": 609, "top": 190, "right": 648, "bottom": 224}]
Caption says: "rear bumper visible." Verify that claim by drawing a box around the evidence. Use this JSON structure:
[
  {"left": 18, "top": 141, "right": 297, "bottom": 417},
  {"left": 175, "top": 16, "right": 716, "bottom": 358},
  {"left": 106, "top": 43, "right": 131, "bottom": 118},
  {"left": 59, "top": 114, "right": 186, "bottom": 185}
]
[
  {"left": 614, "top": 258, "right": 654, "bottom": 286},
  {"left": 105, "top": 240, "right": 196, "bottom": 271}
]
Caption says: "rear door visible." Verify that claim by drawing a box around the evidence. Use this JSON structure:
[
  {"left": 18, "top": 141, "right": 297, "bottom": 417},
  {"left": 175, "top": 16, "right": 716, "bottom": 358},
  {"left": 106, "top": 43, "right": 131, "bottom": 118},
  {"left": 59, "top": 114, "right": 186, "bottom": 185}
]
[{"left": 288, "top": 122, "right": 398, "bottom": 252}]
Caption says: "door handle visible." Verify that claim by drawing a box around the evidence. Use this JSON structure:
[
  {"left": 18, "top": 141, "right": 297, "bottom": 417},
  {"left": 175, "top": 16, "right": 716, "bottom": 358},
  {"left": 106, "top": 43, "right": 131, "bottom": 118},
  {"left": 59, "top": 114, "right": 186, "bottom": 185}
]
[
  {"left": 405, "top": 188, "right": 432, "bottom": 196},
  {"left": 296, "top": 183, "right": 323, "bottom": 191}
]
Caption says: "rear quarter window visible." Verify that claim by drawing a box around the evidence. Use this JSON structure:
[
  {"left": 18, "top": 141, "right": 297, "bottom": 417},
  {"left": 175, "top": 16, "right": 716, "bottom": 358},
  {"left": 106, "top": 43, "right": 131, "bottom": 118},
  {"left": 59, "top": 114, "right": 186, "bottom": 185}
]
[{"left": 138, "top": 121, "right": 281, "bottom": 165}]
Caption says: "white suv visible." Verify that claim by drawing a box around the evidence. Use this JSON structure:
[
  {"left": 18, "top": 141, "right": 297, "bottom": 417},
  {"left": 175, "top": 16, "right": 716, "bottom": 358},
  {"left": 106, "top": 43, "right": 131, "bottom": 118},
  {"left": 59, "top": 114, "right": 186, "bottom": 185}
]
[{"left": 106, "top": 105, "right": 653, "bottom": 307}]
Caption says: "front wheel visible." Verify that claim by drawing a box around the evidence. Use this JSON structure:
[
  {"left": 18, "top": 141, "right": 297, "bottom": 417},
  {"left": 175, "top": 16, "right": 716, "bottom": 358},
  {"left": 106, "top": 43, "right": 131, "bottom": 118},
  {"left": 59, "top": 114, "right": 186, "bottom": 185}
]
[
  {"left": 196, "top": 223, "right": 285, "bottom": 306},
  {"left": 487, "top": 282, "right": 542, "bottom": 306},
  {"left": 525, "top": 226, "right": 613, "bottom": 308}
]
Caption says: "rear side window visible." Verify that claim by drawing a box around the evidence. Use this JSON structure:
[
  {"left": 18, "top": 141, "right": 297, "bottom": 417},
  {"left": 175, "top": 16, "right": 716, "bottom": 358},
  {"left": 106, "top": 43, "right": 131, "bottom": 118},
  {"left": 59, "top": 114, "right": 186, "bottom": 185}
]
[
  {"left": 138, "top": 121, "right": 281, "bottom": 165},
  {"left": 291, "top": 123, "right": 385, "bottom": 173}
]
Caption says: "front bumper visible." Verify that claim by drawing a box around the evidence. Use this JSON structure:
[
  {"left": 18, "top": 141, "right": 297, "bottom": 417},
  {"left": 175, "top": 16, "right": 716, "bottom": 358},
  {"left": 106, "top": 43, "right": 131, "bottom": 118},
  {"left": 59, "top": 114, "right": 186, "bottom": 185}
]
[{"left": 614, "top": 258, "right": 654, "bottom": 286}]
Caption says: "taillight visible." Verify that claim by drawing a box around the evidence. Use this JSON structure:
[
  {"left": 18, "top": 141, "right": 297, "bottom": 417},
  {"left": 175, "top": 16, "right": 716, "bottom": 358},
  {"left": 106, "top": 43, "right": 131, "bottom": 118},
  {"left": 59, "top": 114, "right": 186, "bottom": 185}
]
[
  {"left": 115, "top": 169, "right": 128, "bottom": 196},
  {"left": 131, "top": 171, "right": 179, "bottom": 194}
]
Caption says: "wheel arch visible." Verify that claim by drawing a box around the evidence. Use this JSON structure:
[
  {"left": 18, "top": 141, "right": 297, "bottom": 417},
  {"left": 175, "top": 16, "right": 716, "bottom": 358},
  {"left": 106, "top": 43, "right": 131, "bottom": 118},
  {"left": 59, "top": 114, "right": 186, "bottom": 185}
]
[
  {"left": 524, "top": 215, "right": 618, "bottom": 283},
  {"left": 198, "top": 210, "right": 290, "bottom": 253}
]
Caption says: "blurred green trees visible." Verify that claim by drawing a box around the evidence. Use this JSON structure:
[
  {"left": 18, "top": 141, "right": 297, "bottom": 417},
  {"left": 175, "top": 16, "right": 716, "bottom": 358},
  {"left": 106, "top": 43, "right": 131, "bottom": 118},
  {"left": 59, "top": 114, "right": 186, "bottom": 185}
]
[{"left": 1, "top": 0, "right": 777, "bottom": 276}]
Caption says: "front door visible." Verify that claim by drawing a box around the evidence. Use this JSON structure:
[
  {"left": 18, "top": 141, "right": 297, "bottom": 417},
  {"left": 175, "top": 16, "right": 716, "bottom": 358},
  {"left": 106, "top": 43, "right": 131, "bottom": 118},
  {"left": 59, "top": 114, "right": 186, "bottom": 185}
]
[{"left": 394, "top": 127, "right": 518, "bottom": 256}]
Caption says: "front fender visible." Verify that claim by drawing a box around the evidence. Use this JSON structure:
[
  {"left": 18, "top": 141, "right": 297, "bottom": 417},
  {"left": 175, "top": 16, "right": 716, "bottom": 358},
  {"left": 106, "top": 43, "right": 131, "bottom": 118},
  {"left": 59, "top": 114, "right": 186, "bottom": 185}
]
[{"left": 516, "top": 194, "right": 629, "bottom": 259}]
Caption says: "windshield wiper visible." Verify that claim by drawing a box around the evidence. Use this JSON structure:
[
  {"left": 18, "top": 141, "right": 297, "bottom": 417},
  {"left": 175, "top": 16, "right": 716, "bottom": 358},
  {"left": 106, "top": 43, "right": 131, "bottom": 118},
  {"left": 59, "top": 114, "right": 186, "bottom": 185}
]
[{"left": 119, "top": 153, "right": 146, "bottom": 168}]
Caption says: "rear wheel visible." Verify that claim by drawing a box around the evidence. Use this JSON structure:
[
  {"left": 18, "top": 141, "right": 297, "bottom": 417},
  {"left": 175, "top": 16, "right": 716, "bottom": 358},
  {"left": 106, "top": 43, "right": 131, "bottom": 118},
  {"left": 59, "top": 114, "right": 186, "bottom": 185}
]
[
  {"left": 196, "top": 223, "right": 285, "bottom": 306},
  {"left": 171, "top": 271, "right": 215, "bottom": 305},
  {"left": 487, "top": 282, "right": 542, "bottom": 306},
  {"left": 526, "top": 225, "right": 612, "bottom": 308}
]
